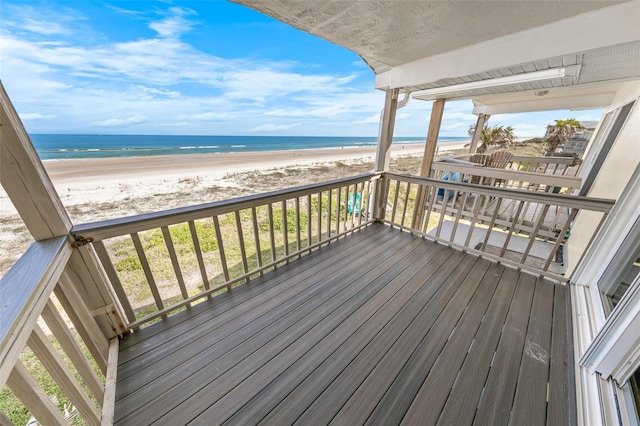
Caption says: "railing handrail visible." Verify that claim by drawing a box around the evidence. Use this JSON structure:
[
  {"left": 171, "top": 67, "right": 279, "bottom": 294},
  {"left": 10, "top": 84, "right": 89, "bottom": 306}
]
[
  {"left": 0, "top": 236, "right": 71, "bottom": 388},
  {"left": 431, "top": 162, "right": 582, "bottom": 189},
  {"left": 510, "top": 155, "right": 575, "bottom": 165},
  {"left": 383, "top": 172, "right": 614, "bottom": 212},
  {"left": 456, "top": 154, "right": 575, "bottom": 165},
  {"left": 72, "top": 173, "right": 378, "bottom": 242}
]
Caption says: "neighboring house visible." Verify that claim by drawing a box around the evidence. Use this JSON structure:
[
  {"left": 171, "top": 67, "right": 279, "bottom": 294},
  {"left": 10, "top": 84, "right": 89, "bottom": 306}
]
[{"left": 544, "top": 120, "right": 600, "bottom": 157}]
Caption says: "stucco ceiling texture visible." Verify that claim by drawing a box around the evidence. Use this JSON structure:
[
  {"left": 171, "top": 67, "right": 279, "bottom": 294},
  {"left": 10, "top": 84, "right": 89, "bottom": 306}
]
[{"left": 234, "top": 0, "right": 624, "bottom": 71}]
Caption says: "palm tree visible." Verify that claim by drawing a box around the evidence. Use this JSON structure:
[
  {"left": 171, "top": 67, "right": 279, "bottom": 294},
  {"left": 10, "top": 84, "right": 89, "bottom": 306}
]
[
  {"left": 544, "top": 118, "right": 583, "bottom": 156},
  {"left": 468, "top": 123, "right": 515, "bottom": 153}
]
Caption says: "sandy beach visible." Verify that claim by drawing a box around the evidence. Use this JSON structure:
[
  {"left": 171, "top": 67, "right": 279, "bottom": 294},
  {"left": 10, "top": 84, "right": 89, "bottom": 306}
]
[{"left": 0, "top": 141, "right": 467, "bottom": 275}]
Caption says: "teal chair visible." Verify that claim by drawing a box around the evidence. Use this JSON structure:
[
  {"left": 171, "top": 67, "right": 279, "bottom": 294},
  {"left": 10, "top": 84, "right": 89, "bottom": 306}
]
[{"left": 348, "top": 193, "right": 361, "bottom": 215}]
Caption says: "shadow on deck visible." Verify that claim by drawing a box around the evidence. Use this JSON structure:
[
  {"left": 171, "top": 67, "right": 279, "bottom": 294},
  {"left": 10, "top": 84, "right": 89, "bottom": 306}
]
[{"left": 114, "top": 223, "right": 574, "bottom": 425}]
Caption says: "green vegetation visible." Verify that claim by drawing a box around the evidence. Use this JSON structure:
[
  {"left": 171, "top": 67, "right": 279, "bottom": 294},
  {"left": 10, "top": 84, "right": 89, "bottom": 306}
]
[
  {"left": 1, "top": 327, "right": 103, "bottom": 425},
  {"left": 545, "top": 118, "right": 583, "bottom": 155},
  {"left": 467, "top": 123, "right": 515, "bottom": 153},
  {"left": 103, "top": 187, "right": 369, "bottom": 323}
]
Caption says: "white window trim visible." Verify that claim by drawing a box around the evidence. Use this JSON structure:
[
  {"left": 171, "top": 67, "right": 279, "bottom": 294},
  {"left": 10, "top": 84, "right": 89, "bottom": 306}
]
[
  {"left": 571, "top": 97, "right": 640, "bottom": 424},
  {"left": 580, "top": 272, "right": 640, "bottom": 384}
]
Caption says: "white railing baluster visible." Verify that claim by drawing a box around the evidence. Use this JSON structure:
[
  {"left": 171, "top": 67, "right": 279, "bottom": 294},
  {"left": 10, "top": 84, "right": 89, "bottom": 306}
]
[
  {"left": 499, "top": 200, "right": 526, "bottom": 258},
  {"left": 7, "top": 362, "right": 67, "bottom": 426},
  {"left": 28, "top": 325, "right": 101, "bottom": 425},
  {"left": 306, "top": 194, "right": 312, "bottom": 250},
  {"left": 55, "top": 272, "right": 108, "bottom": 370},
  {"left": 212, "top": 215, "right": 230, "bottom": 284},
  {"left": 316, "top": 192, "right": 322, "bottom": 244},
  {"left": 400, "top": 182, "right": 411, "bottom": 228},
  {"left": 41, "top": 300, "right": 104, "bottom": 402},
  {"left": 521, "top": 204, "right": 551, "bottom": 264},
  {"left": 390, "top": 180, "right": 400, "bottom": 224},
  {"left": 188, "top": 221, "right": 210, "bottom": 294},
  {"left": 250, "top": 207, "right": 263, "bottom": 271},
  {"left": 234, "top": 211, "right": 249, "bottom": 277},
  {"left": 130, "top": 233, "right": 165, "bottom": 317},
  {"left": 161, "top": 226, "right": 190, "bottom": 305},
  {"left": 335, "top": 186, "right": 342, "bottom": 234},
  {"left": 93, "top": 241, "right": 136, "bottom": 326},
  {"left": 450, "top": 190, "right": 469, "bottom": 244},
  {"left": 295, "top": 198, "right": 301, "bottom": 254},
  {"left": 267, "top": 204, "right": 276, "bottom": 262},
  {"left": 543, "top": 208, "right": 579, "bottom": 271},
  {"left": 281, "top": 201, "right": 289, "bottom": 257},
  {"left": 326, "top": 190, "right": 332, "bottom": 239}
]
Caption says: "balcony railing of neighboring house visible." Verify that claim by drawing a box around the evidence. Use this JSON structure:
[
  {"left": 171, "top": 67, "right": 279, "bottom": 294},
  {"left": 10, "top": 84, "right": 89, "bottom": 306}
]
[
  {"left": 455, "top": 154, "right": 580, "bottom": 176},
  {"left": 432, "top": 160, "right": 582, "bottom": 194},
  {"left": 0, "top": 170, "right": 614, "bottom": 424}
]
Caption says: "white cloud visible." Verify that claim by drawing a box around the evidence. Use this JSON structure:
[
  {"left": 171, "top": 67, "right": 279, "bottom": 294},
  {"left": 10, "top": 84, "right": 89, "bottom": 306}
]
[
  {"left": 352, "top": 113, "right": 380, "bottom": 124},
  {"left": 576, "top": 112, "right": 603, "bottom": 121},
  {"left": 1, "top": 4, "right": 82, "bottom": 36},
  {"left": 265, "top": 104, "right": 348, "bottom": 118},
  {"left": 92, "top": 114, "right": 147, "bottom": 127},
  {"left": 149, "top": 7, "right": 197, "bottom": 38},
  {"left": 184, "top": 112, "right": 238, "bottom": 120},
  {"left": 249, "top": 123, "right": 301, "bottom": 132},
  {"left": 20, "top": 113, "right": 56, "bottom": 120},
  {"left": 0, "top": 3, "right": 432, "bottom": 136},
  {"left": 512, "top": 123, "right": 546, "bottom": 137}
]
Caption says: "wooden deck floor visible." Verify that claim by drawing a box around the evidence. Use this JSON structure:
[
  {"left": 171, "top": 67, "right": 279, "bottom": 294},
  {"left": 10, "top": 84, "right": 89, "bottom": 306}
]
[{"left": 114, "top": 223, "right": 574, "bottom": 425}]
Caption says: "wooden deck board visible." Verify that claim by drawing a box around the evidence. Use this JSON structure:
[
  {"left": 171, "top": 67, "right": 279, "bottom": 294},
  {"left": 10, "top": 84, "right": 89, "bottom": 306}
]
[
  {"left": 469, "top": 272, "right": 537, "bottom": 425},
  {"left": 510, "top": 277, "right": 555, "bottom": 425},
  {"left": 547, "top": 285, "right": 572, "bottom": 426},
  {"left": 222, "top": 245, "right": 460, "bottom": 425},
  {"left": 116, "top": 226, "right": 400, "bottom": 398},
  {"left": 115, "top": 228, "right": 412, "bottom": 421},
  {"left": 114, "top": 223, "right": 574, "bottom": 425},
  {"left": 262, "top": 250, "right": 474, "bottom": 426}
]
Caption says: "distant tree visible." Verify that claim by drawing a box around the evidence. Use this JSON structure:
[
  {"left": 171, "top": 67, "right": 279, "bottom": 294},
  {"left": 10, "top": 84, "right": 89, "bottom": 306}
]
[
  {"left": 468, "top": 123, "right": 515, "bottom": 153},
  {"left": 545, "top": 118, "right": 583, "bottom": 156}
]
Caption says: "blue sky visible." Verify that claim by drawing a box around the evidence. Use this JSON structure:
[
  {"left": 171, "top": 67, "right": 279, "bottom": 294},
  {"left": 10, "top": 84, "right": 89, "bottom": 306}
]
[{"left": 0, "top": 1, "right": 603, "bottom": 138}]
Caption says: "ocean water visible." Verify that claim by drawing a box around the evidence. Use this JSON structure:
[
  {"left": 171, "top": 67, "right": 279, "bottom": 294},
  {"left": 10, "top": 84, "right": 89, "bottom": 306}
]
[{"left": 30, "top": 134, "right": 469, "bottom": 160}]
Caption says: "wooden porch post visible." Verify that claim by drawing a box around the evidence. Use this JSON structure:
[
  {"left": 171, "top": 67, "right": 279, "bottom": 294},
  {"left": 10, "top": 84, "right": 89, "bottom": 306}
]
[
  {"left": 469, "top": 113, "right": 490, "bottom": 154},
  {"left": 1, "top": 85, "right": 72, "bottom": 240},
  {"left": 1, "top": 83, "right": 126, "bottom": 340},
  {"left": 373, "top": 88, "right": 400, "bottom": 220},
  {"left": 419, "top": 99, "right": 446, "bottom": 177},
  {"left": 412, "top": 99, "right": 445, "bottom": 229}
]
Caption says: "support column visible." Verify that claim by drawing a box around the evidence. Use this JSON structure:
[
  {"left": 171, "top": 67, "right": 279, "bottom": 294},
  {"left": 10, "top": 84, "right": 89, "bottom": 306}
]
[
  {"left": 419, "top": 98, "right": 446, "bottom": 177},
  {"left": 374, "top": 88, "right": 400, "bottom": 172},
  {"left": 1, "top": 84, "right": 72, "bottom": 240},
  {"left": 1, "top": 82, "right": 124, "bottom": 339},
  {"left": 413, "top": 99, "right": 445, "bottom": 229},
  {"left": 469, "top": 113, "right": 490, "bottom": 154},
  {"left": 373, "top": 88, "right": 400, "bottom": 220}
]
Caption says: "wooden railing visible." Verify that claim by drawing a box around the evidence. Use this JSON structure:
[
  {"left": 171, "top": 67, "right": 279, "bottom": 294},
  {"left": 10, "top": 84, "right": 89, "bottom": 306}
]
[
  {"left": 432, "top": 160, "right": 582, "bottom": 194},
  {"left": 380, "top": 172, "right": 614, "bottom": 281},
  {"left": 454, "top": 154, "right": 579, "bottom": 176},
  {"left": 71, "top": 174, "right": 376, "bottom": 330},
  {"left": 0, "top": 237, "right": 108, "bottom": 426},
  {"left": 0, "top": 170, "right": 613, "bottom": 424},
  {"left": 0, "top": 174, "right": 375, "bottom": 424},
  {"left": 508, "top": 155, "right": 579, "bottom": 176}
]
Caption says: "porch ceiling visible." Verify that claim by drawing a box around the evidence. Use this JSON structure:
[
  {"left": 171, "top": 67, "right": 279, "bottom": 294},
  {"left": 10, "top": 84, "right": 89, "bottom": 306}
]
[{"left": 232, "top": 0, "right": 640, "bottom": 101}]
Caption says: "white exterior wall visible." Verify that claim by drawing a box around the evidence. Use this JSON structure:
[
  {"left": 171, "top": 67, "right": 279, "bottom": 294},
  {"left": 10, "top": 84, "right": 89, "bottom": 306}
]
[
  {"left": 567, "top": 81, "right": 640, "bottom": 424},
  {"left": 567, "top": 81, "right": 640, "bottom": 280}
]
